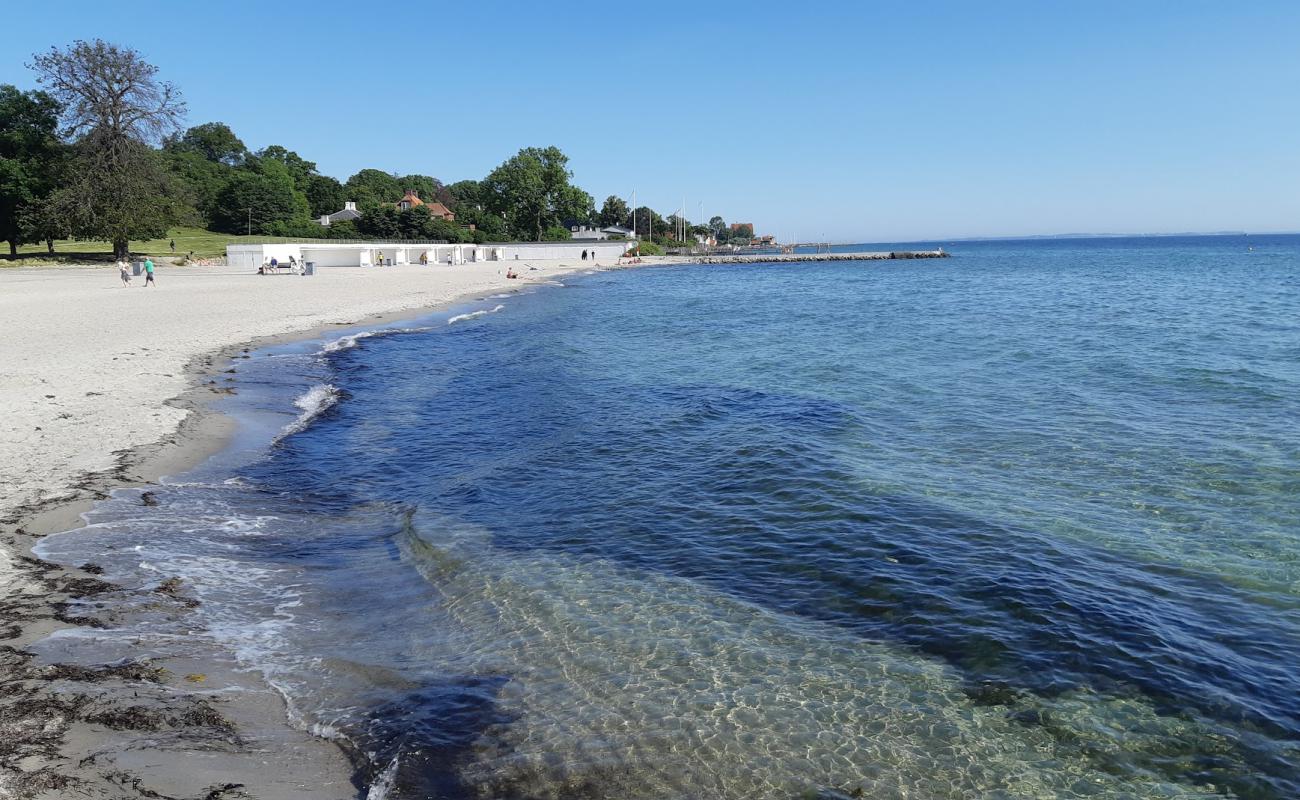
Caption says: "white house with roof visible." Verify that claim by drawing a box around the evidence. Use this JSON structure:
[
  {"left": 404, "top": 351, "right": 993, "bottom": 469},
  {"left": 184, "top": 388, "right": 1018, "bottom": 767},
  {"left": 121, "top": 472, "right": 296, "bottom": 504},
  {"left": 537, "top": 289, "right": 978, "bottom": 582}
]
[
  {"left": 318, "top": 201, "right": 362, "bottom": 227},
  {"left": 569, "top": 224, "right": 637, "bottom": 241}
]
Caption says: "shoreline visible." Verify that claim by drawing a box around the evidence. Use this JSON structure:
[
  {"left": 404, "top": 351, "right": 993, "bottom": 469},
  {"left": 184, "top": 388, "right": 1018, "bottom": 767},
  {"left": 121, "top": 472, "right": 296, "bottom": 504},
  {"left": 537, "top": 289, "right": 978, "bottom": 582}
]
[{"left": 0, "top": 258, "right": 651, "bottom": 798}]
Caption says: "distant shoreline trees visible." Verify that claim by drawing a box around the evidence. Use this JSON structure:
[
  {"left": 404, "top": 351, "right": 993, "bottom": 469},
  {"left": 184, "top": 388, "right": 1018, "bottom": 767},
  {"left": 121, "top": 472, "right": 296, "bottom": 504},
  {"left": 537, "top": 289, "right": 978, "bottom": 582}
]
[{"left": 1, "top": 39, "right": 757, "bottom": 255}]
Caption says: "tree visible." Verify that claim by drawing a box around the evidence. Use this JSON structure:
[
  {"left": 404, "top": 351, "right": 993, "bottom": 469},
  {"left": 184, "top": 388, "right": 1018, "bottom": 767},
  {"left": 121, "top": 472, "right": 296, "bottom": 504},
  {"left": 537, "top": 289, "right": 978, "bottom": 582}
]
[
  {"left": 209, "top": 171, "right": 297, "bottom": 235},
  {"left": 163, "top": 148, "right": 233, "bottom": 224},
  {"left": 599, "top": 195, "right": 630, "bottom": 228},
  {"left": 0, "top": 85, "right": 64, "bottom": 255},
  {"left": 355, "top": 203, "right": 400, "bottom": 238},
  {"left": 445, "top": 179, "right": 483, "bottom": 210},
  {"left": 630, "top": 205, "right": 665, "bottom": 238},
  {"left": 666, "top": 213, "right": 692, "bottom": 243},
  {"left": 481, "top": 146, "right": 576, "bottom": 241},
  {"left": 164, "top": 121, "right": 246, "bottom": 165},
  {"left": 29, "top": 40, "right": 186, "bottom": 257},
  {"left": 396, "top": 205, "right": 436, "bottom": 238},
  {"left": 556, "top": 184, "right": 595, "bottom": 226},
  {"left": 304, "top": 174, "right": 346, "bottom": 218},
  {"left": 254, "top": 145, "right": 316, "bottom": 191},
  {"left": 44, "top": 139, "right": 184, "bottom": 253},
  {"left": 708, "top": 215, "right": 725, "bottom": 235},
  {"left": 345, "top": 169, "right": 402, "bottom": 206},
  {"left": 254, "top": 156, "right": 311, "bottom": 221}
]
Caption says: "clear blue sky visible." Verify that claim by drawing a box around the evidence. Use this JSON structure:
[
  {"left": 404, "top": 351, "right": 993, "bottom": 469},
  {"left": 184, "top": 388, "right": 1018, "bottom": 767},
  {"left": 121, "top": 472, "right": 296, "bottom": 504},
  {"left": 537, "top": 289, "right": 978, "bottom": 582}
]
[{"left": 5, "top": 1, "right": 1299, "bottom": 241}]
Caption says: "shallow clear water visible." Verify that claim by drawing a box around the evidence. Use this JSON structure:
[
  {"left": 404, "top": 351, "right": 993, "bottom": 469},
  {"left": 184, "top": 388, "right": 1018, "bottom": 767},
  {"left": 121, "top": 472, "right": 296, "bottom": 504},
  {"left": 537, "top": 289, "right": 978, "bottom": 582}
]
[{"left": 39, "top": 236, "right": 1300, "bottom": 798}]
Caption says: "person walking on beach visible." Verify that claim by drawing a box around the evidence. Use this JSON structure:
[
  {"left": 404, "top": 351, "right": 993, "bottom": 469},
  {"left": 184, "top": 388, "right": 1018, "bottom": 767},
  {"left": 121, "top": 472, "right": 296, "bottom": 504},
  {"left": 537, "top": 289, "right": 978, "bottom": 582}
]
[
  {"left": 118, "top": 259, "right": 131, "bottom": 286},
  {"left": 143, "top": 258, "right": 155, "bottom": 287}
]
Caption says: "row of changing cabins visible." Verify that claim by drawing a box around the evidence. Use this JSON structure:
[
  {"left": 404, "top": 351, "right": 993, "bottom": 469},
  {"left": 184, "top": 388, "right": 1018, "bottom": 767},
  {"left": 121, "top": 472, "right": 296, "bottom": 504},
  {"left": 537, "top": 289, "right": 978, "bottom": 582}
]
[{"left": 226, "top": 240, "right": 631, "bottom": 271}]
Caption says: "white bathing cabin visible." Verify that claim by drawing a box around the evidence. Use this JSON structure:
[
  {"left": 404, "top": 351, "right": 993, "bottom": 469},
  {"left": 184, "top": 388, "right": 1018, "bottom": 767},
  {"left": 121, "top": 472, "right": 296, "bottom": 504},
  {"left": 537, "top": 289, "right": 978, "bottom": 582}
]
[{"left": 226, "top": 239, "right": 631, "bottom": 271}]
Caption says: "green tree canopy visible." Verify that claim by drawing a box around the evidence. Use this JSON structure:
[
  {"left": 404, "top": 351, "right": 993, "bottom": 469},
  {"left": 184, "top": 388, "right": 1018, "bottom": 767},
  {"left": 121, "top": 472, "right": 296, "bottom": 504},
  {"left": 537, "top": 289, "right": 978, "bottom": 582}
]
[
  {"left": 46, "top": 138, "right": 184, "bottom": 253},
  {"left": 599, "top": 195, "right": 630, "bottom": 228},
  {"left": 210, "top": 171, "right": 298, "bottom": 235},
  {"left": 445, "top": 179, "right": 483, "bottom": 210},
  {"left": 630, "top": 205, "right": 665, "bottom": 238},
  {"left": 0, "top": 84, "right": 64, "bottom": 254},
  {"left": 345, "top": 169, "right": 402, "bottom": 206},
  {"left": 252, "top": 145, "right": 316, "bottom": 189},
  {"left": 304, "top": 174, "right": 346, "bottom": 218},
  {"left": 162, "top": 148, "right": 232, "bottom": 225},
  {"left": 481, "top": 146, "right": 581, "bottom": 241},
  {"left": 164, "top": 122, "right": 246, "bottom": 165}
]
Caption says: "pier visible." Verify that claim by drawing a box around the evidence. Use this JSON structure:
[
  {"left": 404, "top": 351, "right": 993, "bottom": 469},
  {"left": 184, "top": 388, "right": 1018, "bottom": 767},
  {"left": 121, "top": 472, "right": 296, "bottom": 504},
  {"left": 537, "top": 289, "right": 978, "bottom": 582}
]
[{"left": 691, "top": 250, "right": 950, "bottom": 264}]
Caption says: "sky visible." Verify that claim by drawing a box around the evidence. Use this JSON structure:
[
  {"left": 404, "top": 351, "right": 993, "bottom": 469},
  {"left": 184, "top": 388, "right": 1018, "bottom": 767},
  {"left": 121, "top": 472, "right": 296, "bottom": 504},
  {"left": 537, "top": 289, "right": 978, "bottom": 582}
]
[{"left": 5, "top": 1, "right": 1300, "bottom": 242}]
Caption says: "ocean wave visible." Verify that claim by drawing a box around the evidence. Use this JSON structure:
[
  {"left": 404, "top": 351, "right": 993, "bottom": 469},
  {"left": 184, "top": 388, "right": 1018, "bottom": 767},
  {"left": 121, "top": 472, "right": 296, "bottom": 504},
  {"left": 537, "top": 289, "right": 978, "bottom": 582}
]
[
  {"left": 275, "top": 383, "right": 341, "bottom": 441},
  {"left": 447, "top": 304, "right": 506, "bottom": 325},
  {"left": 365, "top": 757, "right": 400, "bottom": 800},
  {"left": 322, "top": 326, "right": 433, "bottom": 354}
]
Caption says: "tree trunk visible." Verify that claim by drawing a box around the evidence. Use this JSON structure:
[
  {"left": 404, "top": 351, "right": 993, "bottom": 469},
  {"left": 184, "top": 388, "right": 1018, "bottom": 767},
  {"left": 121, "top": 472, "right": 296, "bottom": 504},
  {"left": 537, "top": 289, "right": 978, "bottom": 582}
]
[
  {"left": 7, "top": 240, "right": 15, "bottom": 257},
  {"left": 113, "top": 239, "right": 129, "bottom": 260},
  {"left": 46, "top": 237, "right": 54, "bottom": 255}
]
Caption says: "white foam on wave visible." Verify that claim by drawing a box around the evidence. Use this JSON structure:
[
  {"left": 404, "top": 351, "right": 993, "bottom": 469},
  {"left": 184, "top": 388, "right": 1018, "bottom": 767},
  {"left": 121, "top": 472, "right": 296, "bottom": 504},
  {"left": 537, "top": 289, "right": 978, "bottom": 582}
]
[
  {"left": 447, "top": 304, "right": 506, "bottom": 325},
  {"left": 322, "top": 326, "right": 432, "bottom": 354},
  {"left": 365, "top": 757, "right": 400, "bottom": 800},
  {"left": 275, "top": 383, "right": 340, "bottom": 441}
]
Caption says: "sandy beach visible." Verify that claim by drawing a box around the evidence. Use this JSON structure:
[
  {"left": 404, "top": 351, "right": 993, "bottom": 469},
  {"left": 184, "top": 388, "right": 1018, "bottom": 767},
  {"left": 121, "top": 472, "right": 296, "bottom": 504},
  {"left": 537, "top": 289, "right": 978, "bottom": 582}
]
[{"left": 0, "top": 258, "right": 655, "bottom": 798}]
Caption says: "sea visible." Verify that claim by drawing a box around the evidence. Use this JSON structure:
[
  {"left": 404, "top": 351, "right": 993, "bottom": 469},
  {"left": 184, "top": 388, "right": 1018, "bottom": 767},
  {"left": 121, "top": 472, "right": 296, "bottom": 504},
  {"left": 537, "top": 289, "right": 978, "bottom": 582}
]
[{"left": 35, "top": 235, "right": 1300, "bottom": 799}]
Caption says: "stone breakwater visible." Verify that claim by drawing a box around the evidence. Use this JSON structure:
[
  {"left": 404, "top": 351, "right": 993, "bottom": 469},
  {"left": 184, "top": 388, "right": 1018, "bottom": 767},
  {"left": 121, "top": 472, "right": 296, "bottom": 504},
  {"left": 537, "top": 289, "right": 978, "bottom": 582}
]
[{"left": 693, "top": 251, "right": 950, "bottom": 264}]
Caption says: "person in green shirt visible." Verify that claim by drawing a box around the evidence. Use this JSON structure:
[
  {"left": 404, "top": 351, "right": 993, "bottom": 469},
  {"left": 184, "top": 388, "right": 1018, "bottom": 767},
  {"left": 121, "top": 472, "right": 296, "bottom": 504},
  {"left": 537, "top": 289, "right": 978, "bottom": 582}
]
[{"left": 143, "top": 258, "right": 155, "bottom": 287}]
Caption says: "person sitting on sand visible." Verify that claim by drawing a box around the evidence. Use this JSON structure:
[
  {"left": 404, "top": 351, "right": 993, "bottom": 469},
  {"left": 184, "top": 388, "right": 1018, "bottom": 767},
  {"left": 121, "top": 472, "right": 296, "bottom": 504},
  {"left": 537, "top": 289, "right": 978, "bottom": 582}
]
[{"left": 506, "top": 267, "right": 518, "bottom": 279}]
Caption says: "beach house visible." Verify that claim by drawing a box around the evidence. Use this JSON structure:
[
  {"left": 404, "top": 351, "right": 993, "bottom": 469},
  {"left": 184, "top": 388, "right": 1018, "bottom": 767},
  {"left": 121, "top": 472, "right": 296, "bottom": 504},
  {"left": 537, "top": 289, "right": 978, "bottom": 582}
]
[
  {"left": 396, "top": 190, "right": 455, "bottom": 221},
  {"left": 317, "top": 201, "right": 362, "bottom": 227},
  {"left": 569, "top": 224, "right": 637, "bottom": 241}
]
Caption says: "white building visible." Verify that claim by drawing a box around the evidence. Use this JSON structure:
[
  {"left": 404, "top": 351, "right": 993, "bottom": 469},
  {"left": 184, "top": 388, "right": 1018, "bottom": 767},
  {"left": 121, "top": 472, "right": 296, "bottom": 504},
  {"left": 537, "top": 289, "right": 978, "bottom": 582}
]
[
  {"left": 569, "top": 224, "right": 638, "bottom": 241},
  {"left": 318, "top": 201, "right": 361, "bottom": 227},
  {"left": 226, "top": 239, "right": 632, "bottom": 270}
]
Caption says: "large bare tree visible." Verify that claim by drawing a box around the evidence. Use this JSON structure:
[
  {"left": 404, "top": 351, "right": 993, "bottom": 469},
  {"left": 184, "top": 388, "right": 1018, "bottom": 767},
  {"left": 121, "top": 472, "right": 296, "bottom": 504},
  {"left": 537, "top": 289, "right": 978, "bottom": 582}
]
[{"left": 28, "top": 40, "right": 186, "bottom": 258}]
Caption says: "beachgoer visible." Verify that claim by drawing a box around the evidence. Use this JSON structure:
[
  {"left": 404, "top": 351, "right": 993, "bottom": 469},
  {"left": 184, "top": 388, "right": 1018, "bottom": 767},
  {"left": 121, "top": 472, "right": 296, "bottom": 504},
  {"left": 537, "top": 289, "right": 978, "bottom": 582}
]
[
  {"left": 169, "top": 239, "right": 176, "bottom": 253},
  {"left": 420, "top": 252, "right": 428, "bottom": 265},
  {"left": 506, "top": 267, "right": 518, "bottom": 279},
  {"left": 581, "top": 249, "right": 587, "bottom": 260},
  {"left": 119, "top": 260, "right": 131, "bottom": 286},
  {"left": 270, "top": 256, "right": 278, "bottom": 270},
  {"left": 143, "top": 258, "right": 156, "bottom": 286}
]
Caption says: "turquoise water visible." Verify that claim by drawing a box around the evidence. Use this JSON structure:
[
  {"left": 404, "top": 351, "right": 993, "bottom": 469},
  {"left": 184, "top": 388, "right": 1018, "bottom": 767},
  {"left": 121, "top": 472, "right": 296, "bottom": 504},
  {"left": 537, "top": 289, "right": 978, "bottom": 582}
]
[{"left": 38, "top": 236, "right": 1300, "bottom": 798}]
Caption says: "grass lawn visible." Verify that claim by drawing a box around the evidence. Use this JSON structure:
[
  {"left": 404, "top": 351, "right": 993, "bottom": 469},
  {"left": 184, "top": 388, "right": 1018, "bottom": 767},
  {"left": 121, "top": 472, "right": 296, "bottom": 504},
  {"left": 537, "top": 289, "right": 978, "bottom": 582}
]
[{"left": 1, "top": 227, "right": 306, "bottom": 266}]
